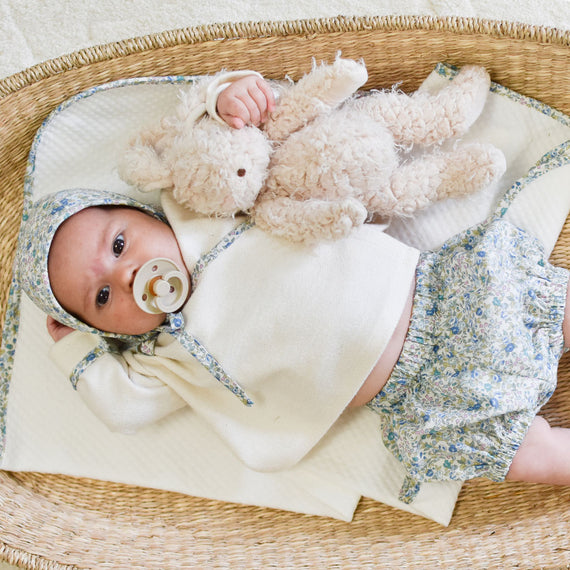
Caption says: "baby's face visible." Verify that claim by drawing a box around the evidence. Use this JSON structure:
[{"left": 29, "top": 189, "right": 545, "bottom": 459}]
[{"left": 48, "top": 206, "right": 190, "bottom": 335}]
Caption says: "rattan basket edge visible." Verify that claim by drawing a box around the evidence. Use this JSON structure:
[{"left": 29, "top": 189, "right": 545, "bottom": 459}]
[{"left": 1, "top": 15, "right": 569, "bottom": 97}]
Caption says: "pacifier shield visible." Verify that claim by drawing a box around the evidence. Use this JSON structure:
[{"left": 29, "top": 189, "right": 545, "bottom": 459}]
[{"left": 133, "top": 257, "right": 189, "bottom": 314}]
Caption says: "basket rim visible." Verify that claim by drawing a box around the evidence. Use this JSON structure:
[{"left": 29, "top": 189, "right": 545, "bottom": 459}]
[{"left": 1, "top": 14, "right": 569, "bottom": 97}]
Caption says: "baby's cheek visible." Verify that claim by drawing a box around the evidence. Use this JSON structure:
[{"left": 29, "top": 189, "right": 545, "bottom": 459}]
[
  {"left": 114, "top": 302, "right": 166, "bottom": 336},
  {"left": 138, "top": 309, "right": 167, "bottom": 334}
]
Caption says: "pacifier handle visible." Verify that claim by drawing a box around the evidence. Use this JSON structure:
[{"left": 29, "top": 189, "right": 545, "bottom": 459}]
[{"left": 133, "top": 258, "right": 190, "bottom": 315}]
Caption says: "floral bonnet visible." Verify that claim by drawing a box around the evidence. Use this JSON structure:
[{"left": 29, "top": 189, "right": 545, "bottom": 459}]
[{"left": 17, "top": 188, "right": 166, "bottom": 339}]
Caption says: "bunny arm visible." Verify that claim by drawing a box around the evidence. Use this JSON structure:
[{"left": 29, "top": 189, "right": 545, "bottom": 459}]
[
  {"left": 117, "top": 122, "right": 179, "bottom": 192},
  {"left": 350, "top": 64, "right": 491, "bottom": 147},
  {"left": 254, "top": 196, "right": 368, "bottom": 243},
  {"left": 264, "top": 58, "right": 368, "bottom": 143},
  {"left": 368, "top": 143, "right": 506, "bottom": 216}
]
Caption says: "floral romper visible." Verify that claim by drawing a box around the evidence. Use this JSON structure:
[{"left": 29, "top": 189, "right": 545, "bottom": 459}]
[{"left": 367, "top": 146, "right": 570, "bottom": 503}]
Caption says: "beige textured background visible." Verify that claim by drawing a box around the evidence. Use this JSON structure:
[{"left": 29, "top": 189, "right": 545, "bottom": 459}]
[{"left": 2, "top": 0, "right": 570, "bottom": 80}]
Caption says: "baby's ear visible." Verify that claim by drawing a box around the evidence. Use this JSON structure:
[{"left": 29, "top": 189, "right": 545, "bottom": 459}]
[{"left": 118, "top": 133, "right": 174, "bottom": 192}]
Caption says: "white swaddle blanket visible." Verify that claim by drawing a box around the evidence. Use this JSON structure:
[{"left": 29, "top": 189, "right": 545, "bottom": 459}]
[{"left": 1, "top": 63, "right": 569, "bottom": 525}]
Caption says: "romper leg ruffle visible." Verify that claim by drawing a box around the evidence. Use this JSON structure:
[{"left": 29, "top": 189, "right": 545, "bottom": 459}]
[{"left": 368, "top": 219, "right": 569, "bottom": 503}]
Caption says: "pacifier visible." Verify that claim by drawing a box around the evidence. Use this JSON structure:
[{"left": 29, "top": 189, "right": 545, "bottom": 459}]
[{"left": 133, "top": 258, "right": 190, "bottom": 314}]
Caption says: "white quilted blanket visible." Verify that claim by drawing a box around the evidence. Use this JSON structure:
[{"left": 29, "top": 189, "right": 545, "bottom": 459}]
[{"left": 1, "top": 64, "right": 569, "bottom": 526}]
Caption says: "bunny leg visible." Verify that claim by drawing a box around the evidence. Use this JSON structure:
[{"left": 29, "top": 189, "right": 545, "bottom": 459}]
[
  {"left": 373, "top": 143, "right": 506, "bottom": 216},
  {"left": 254, "top": 196, "right": 367, "bottom": 242},
  {"left": 352, "top": 65, "right": 491, "bottom": 146}
]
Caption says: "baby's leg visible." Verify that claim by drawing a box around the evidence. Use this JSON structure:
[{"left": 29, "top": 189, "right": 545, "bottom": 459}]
[
  {"left": 508, "top": 279, "right": 570, "bottom": 485},
  {"left": 507, "top": 416, "right": 570, "bottom": 485}
]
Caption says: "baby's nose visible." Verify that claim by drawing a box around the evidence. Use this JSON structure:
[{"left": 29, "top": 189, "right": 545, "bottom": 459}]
[{"left": 119, "top": 263, "right": 137, "bottom": 291}]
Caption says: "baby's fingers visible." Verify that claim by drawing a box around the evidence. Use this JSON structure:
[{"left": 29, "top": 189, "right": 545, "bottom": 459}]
[
  {"left": 217, "top": 91, "right": 254, "bottom": 128},
  {"left": 219, "top": 105, "right": 247, "bottom": 129},
  {"left": 217, "top": 75, "right": 275, "bottom": 128},
  {"left": 244, "top": 79, "right": 276, "bottom": 126},
  {"left": 254, "top": 78, "right": 276, "bottom": 118},
  {"left": 226, "top": 86, "right": 264, "bottom": 126},
  {"left": 241, "top": 92, "right": 263, "bottom": 127}
]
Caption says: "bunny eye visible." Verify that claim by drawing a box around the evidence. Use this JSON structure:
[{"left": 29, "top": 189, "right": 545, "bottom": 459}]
[{"left": 237, "top": 168, "right": 246, "bottom": 177}]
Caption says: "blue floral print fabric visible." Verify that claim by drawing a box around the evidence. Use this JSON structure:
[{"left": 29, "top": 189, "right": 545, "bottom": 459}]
[{"left": 367, "top": 217, "right": 569, "bottom": 503}]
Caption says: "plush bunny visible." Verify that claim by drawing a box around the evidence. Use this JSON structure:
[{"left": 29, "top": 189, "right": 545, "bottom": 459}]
[
  {"left": 118, "top": 74, "right": 272, "bottom": 217},
  {"left": 120, "top": 59, "right": 506, "bottom": 242}
]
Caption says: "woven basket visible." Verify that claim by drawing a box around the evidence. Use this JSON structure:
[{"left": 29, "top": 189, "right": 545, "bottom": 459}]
[{"left": 1, "top": 15, "right": 570, "bottom": 569}]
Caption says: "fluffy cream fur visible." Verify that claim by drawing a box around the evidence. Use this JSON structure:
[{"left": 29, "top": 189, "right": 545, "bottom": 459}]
[{"left": 120, "top": 58, "right": 506, "bottom": 243}]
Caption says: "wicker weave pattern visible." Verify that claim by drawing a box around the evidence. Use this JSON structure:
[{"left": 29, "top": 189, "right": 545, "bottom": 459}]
[{"left": 0, "top": 15, "right": 569, "bottom": 569}]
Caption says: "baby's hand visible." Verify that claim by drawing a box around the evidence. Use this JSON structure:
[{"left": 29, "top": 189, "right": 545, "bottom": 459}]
[
  {"left": 46, "top": 316, "right": 75, "bottom": 342},
  {"left": 217, "top": 75, "right": 275, "bottom": 129}
]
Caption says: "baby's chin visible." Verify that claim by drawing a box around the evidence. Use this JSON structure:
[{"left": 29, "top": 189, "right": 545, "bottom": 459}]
[{"left": 100, "top": 312, "right": 167, "bottom": 336}]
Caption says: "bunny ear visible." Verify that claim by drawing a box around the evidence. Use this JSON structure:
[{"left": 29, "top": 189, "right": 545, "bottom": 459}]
[
  {"left": 177, "top": 89, "right": 208, "bottom": 123},
  {"left": 118, "top": 135, "right": 174, "bottom": 192},
  {"left": 174, "top": 77, "right": 214, "bottom": 128}
]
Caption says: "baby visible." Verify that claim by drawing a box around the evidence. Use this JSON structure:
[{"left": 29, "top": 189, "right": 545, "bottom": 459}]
[{"left": 18, "top": 72, "right": 570, "bottom": 504}]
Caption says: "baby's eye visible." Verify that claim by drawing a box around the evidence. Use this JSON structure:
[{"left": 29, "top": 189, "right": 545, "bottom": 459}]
[
  {"left": 113, "top": 234, "right": 125, "bottom": 256},
  {"left": 97, "top": 286, "right": 110, "bottom": 307}
]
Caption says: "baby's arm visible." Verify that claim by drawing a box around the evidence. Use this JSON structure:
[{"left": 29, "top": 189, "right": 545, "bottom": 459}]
[
  {"left": 49, "top": 330, "right": 186, "bottom": 433},
  {"left": 76, "top": 351, "right": 186, "bottom": 434}
]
